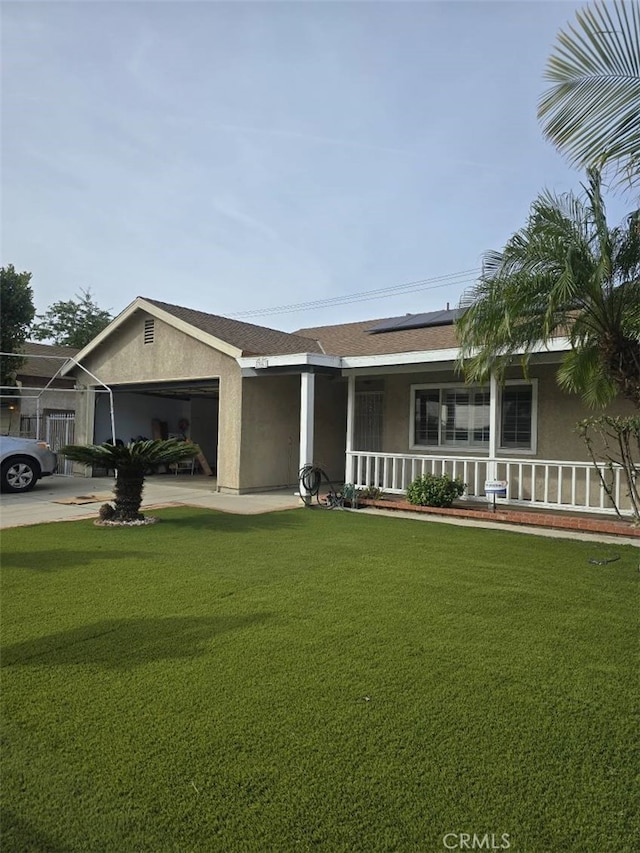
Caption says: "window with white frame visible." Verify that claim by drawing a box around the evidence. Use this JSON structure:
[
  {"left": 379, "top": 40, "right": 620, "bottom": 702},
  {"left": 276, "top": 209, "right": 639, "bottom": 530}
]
[{"left": 412, "top": 383, "right": 535, "bottom": 451}]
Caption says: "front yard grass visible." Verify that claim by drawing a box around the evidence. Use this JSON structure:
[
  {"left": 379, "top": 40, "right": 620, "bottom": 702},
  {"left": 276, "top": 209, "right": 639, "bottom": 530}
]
[{"left": 1, "top": 507, "right": 638, "bottom": 852}]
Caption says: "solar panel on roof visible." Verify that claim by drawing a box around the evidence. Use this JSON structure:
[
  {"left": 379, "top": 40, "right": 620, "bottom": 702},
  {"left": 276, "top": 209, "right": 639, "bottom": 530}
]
[{"left": 368, "top": 308, "right": 462, "bottom": 334}]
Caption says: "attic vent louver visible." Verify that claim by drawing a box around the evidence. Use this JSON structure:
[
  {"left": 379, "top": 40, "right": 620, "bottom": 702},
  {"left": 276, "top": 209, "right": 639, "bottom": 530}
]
[{"left": 144, "top": 318, "right": 155, "bottom": 344}]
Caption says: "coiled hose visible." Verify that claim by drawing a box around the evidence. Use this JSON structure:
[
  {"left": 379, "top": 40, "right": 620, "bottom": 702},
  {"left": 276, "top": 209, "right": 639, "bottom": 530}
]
[{"left": 298, "top": 464, "right": 342, "bottom": 508}]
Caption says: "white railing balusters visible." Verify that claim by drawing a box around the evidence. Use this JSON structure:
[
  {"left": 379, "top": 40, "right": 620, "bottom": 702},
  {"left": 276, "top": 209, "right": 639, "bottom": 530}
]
[
  {"left": 557, "top": 466, "right": 563, "bottom": 505},
  {"left": 346, "top": 450, "right": 626, "bottom": 516},
  {"left": 518, "top": 463, "right": 523, "bottom": 502}
]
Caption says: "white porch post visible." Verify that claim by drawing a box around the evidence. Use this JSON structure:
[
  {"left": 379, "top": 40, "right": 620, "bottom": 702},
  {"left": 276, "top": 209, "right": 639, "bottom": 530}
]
[
  {"left": 488, "top": 372, "right": 499, "bottom": 480},
  {"left": 345, "top": 374, "right": 355, "bottom": 483},
  {"left": 299, "top": 371, "right": 315, "bottom": 493}
]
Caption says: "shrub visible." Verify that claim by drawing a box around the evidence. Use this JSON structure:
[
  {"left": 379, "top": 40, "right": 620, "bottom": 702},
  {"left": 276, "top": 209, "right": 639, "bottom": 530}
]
[
  {"left": 358, "top": 485, "right": 384, "bottom": 500},
  {"left": 406, "top": 473, "right": 465, "bottom": 508},
  {"left": 98, "top": 503, "right": 115, "bottom": 521}
]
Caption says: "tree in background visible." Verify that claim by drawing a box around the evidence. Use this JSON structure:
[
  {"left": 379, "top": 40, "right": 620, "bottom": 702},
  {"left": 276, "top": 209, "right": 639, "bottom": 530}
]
[
  {"left": 456, "top": 169, "right": 640, "bottom": 408},
  {"left": 0, "top": 265, "right": 36, "bottom": 389},
  {"left": 32, "top": 289, "right": 113, "bottom": 349},
  {"left": 538, "top": 0, "right": 640, "bottom": 189}
]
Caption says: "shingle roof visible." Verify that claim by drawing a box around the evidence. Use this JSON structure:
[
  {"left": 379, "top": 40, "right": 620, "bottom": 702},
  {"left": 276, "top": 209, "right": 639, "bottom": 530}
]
[
  {"left": 20, "top": 342, "right": 80, "bottom": 379},
  {"left": 294, "top": 316, "right": 459, "bottom": 357},
  {"left": 143, "top": 298, "right": 324, "bottom": 356}
]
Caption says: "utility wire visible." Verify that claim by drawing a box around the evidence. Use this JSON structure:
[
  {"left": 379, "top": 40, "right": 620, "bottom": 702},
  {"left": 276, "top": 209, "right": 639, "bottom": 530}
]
[{"left": 228, "top": 268, "right": 480, "bottom": 319}]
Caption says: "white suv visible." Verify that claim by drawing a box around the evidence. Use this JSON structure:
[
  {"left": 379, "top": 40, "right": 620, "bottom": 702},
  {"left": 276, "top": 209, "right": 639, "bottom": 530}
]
[{"left": 0, "top": 436, "right": 58, "bottom": 493}]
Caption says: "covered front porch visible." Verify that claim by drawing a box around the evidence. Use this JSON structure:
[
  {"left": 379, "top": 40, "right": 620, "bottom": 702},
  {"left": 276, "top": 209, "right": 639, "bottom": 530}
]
[
  {"left": 340, "top": 364, "right": 633, "bottom": 518},
  {"left": 240, "top": 352, "right": 633, "bottom": 519}
]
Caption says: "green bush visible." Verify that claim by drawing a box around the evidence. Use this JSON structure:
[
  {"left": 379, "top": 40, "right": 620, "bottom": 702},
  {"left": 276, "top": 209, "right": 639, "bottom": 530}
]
[
  {"left": 406, "top": 473, "right": 466, "bottom": 508},
  {"left": 358, "top": 485, "right": 384, "bottom": 500}
]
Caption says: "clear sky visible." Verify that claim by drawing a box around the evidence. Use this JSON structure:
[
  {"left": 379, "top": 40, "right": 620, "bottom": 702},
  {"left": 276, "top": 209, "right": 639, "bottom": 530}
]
[{"left": 1, "top": 0, "right": 632, "bottom": 332}]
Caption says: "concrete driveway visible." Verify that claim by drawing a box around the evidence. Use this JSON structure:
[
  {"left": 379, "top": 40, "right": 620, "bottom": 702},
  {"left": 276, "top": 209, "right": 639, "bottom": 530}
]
[{"left": 0, "top": 474, "right": 303, "bottom": 529}]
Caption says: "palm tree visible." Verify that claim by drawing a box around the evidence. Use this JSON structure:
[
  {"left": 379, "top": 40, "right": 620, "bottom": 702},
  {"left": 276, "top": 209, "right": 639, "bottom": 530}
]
[
  {"left": 538, "top": 0, "right": 640, "bottom": 188},
  {"left": 61, "top": 439, "right": 201, "bottom": 522},
  {"left": 456, "top": 169, "right": 640, "bottom": 408}
]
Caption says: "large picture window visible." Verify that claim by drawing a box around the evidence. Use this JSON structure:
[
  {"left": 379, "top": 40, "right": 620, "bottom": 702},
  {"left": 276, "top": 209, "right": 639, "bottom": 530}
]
[{"left": 412, "top": 383, "right": 535, "bottom": 452}]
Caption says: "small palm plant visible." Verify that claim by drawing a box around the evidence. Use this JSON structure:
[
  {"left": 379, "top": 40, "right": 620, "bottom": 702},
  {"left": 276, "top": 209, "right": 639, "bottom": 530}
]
[{"left": 61, "top": 439, "right": 201, "bottom": 523}]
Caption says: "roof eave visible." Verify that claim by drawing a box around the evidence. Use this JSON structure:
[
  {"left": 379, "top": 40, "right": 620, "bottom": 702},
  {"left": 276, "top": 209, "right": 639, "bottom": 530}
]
[
  {"left": 237, "top": 352, "right": 342, "bottom": 376},
  {"left": 341, "top": 337, "right": 571, "bottom": 371}
]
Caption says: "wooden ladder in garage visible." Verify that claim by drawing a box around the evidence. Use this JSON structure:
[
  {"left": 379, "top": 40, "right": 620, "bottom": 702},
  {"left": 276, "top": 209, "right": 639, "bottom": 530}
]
[{"left": 151, "top": 419, "right": 213, "bottom": 476}]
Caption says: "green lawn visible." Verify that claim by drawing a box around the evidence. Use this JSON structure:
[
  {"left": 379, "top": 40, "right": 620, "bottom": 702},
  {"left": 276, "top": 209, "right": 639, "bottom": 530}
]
[{"left": 1, "top": 508, "right": 638, "bottom": 852}]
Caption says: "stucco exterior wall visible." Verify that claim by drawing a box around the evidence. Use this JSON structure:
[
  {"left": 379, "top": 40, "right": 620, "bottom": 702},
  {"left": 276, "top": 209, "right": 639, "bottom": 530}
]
[
  {"left": 0, "top": 405, "right": 20, "bottom": 436},
  {"left": 534, "top": 364, "right": 636, "bottom": 460},
  {"left": 216, "top": 368, "right": 243, "bottom": 490},
  {"left": 238, "top": 374, "right": 300, "bottom": 491},
  {"left": 18, "top": 389, "right": 78, "bottom": 420},
  {"left": 81, "top": 312, "right": 234, "bottom": 384},
  {"left": 313, "top": 375, "right": 347, "bottom": 484}
]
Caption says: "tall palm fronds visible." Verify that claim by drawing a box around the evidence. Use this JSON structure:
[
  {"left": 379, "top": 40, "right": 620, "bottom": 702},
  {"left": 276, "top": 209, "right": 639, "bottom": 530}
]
[
  {"left": 457, "top": 169, "right": 640, "bottom": 408},
  {"left": 538, "top": 0, "right": 640, "bottom": 188},
  {"left": 62, "top": 439, "right": 201, "bottom": 521}
]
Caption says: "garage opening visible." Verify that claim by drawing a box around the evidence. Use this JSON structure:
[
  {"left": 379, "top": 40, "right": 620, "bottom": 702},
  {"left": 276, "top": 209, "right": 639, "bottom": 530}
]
[{"left": 94, "top": 379, "right": 219, "bottom": 477}]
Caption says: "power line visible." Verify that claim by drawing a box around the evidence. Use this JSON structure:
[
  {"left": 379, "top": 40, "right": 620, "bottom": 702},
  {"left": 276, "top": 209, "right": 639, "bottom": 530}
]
[
  {"left": 230, "top": 270, "right": 477, "bottom": 318},
  {"left": 228, "top": 268, "right": 480, "bottom": 319}
]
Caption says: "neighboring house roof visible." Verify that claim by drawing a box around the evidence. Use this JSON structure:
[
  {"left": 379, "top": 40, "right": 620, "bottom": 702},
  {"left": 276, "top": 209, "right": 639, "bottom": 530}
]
[
  {"left": 143, "top": 298, "right": 323, "bottom": 356},
  {"left": 294, "top": 315, "right": 459, "bottom": 357},
  {"left": 19, "top": 342, "right": 79, "bottom": 381}
]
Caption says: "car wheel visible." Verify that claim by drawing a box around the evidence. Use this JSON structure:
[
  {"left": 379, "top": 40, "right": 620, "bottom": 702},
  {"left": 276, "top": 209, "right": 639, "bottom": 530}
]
[{"left": 1, "top": 456, "right": 41, "bottom": 493}]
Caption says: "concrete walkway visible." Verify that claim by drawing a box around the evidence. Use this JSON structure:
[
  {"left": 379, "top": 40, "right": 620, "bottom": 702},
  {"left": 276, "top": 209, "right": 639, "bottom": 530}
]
[
  {"left": 0, "top": 474, "right": 302, "bottom": 529},
  {"left": 0, "top": 474, "right": 637, "bottom": 547}
]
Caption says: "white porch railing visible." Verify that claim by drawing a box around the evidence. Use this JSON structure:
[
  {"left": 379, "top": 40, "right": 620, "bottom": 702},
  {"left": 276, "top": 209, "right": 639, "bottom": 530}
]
[{"left": 347, "top": 451, "right": 630, "bottom": 516}]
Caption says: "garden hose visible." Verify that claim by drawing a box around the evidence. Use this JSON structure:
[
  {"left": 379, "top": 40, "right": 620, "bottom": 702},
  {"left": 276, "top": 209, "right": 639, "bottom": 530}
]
[{"left": 298, "top": 464, "right": 343, "bottom": 508}]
